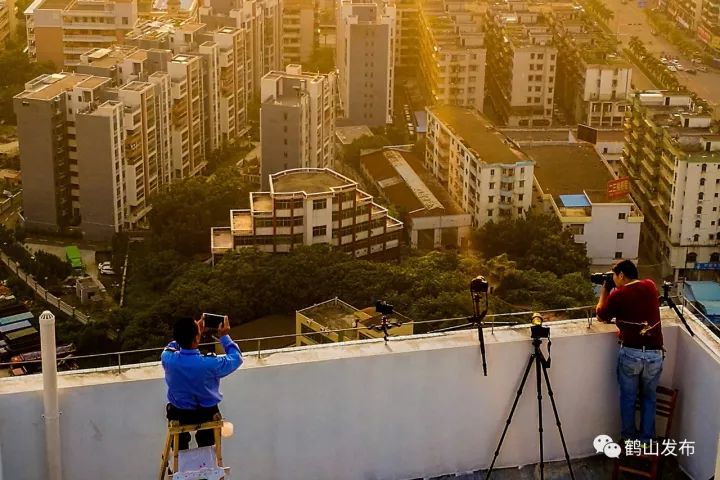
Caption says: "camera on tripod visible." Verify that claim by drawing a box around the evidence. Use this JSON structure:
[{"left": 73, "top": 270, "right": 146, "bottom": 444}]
[
  {"left": 375, "top": 300, "right": 394, "bottom": 315},
  {"left": 530, "top": 313, "right": 550, "bottom": 339},
  {"left": 590, "top": 271, "right": 615, "bottom": 289}
]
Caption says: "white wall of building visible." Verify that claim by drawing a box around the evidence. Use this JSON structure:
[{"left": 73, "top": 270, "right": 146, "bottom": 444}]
[
  {"left": 578, "top": 203, "right": 641, "bottom": 265},
  {"left": 0, "top": 314, "right": 717, "bottom": 480}
]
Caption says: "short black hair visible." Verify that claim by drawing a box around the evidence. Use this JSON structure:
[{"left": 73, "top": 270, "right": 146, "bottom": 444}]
[
  {"left": 612, "top": 259, "right": 638, "bottom": 280},
  {"left": 173, "top": 316, "right": 199, "bottom": 349}
]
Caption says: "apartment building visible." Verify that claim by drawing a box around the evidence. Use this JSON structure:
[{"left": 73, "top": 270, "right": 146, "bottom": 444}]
[
  {"left": 0, "top": 0, "right": 16, "bottom": 45},
  {"left": 485, "top": 4, "right": 557, "bottom": 127},
  {"left": 336, "top": 0, "right": 396, "bottom": 127},
  {"left": 659, "top": 0, "right": 703, "bottom": 31},
  {"left": 528, "top": 143, "right": 643, "bottom": 265},
  {"left": 699, "top": 0, "right": 720, "bottom": 52},
  {"left": 552, "top": 15, "right": 632, "bottom": 128},
  {"left": 418, "top": 0, "right": 486, "bottom": 112},
  {"left": 622, "top": 91, "right": 720, "bottom": 279},
  {"left": 211, "top": 168, "right": 403, "bottom": 259},
  {"left": 199, "top": 0, "right": 283, "bottom": 90},
  {"left": 259, "top": 65, "right": 336, "bottom": 188},
  {"left": 24, "top": 0, "right": 137, "bottom": 67},
  {"left": 394, "top": 0, "right": 418, "bottom": 75},
  {"left": 282, "top": 0, "right": 315, "bottom": 66},
  {"left": 425, "top": 105, "right": 534, "bottom": 227}
]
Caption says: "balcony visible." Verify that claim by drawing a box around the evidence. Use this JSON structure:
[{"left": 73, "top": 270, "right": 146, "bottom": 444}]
[{"left": 0, "top": 310, "right": 717, "bottom": 479}]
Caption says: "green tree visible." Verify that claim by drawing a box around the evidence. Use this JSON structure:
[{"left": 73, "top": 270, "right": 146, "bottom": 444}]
[
  {"left": 473, "top": 212, "right": 590, "bottom": 276},
  {"left": 147, "top": 167, "right": 250, "bottom": 255}
]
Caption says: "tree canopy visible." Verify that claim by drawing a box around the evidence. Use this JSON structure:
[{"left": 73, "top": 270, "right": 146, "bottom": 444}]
[
  {"left": 473, "top": 212, "right": 590, "bottom": 277},
  {"left": 0, "top": 44, "right": 55, "bottom": 124},
  {"left": 147, "top": 166, "right": 251, "bottom": 255}
]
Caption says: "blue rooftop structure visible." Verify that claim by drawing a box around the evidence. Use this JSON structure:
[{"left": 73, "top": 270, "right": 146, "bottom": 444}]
[
  {"left": 559, "top": 194, "right": 591, "bottom": 208},
  {"left": 682, "top": 281, "right": 720, "bottom": 323}
]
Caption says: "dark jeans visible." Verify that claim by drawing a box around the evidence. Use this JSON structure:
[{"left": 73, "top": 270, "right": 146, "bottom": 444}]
[{"left": 166, "top": 403, "right": 220, "bottom": 450}]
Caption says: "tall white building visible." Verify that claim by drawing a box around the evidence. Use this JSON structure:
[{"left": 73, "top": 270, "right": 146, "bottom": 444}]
[
  {"left": 485, "top": 4, "right": 557, "bottom": 127},
  {"left": 337, "top": 0, "right": 396, "bottom": 127},
  {"left": 418, "top": 0, "right": 486, "bottom": 112},
  {"left": 623, "top": 91, "right": 720, "bottom": 279},
  {"left": 282, "top": 0, "right": 316, "bottom": 66},
  {"left": 259, "top": 65, "right": 336, "bottom": 188},
  {"left": 425, "top": 105, "right": 534, "bottom": 227}
]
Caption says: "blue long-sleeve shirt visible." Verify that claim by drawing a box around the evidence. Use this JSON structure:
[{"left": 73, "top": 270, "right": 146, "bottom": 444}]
[{"left": 161, "top": 335, "right": 243, "bottom": 409}]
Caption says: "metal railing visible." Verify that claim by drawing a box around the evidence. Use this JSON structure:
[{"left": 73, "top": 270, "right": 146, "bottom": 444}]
[
  {"left": 0, "top": 252, "right": 90, "bottom": 324},
  {"left": 1, "top": 300, "right": 717, "bottom": 376}
]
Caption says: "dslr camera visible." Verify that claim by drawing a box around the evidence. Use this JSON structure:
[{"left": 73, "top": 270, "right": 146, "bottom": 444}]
[{"left": 590, "top": 271, "right": 615, "bottom": 289}]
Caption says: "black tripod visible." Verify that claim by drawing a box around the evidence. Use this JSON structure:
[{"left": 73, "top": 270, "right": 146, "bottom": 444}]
[
  {"left": 659, "top": 281, "right": 694, "bottom": 337},
  {"left": 486, "top": 317, "right": 575, "bottom": 480}
]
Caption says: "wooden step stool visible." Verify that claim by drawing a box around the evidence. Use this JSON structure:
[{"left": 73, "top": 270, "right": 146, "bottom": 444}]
[{"left": 158, "top": 414, "right": 224, "bottom": 480}]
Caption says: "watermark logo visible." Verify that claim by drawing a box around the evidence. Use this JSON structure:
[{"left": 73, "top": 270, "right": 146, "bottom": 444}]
[{"left": 593, "top": 435, "right": 696, "bottom": 458}]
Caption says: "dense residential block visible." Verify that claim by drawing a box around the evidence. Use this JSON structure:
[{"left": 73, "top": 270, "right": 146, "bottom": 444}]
[
  {"left": 699, "top": 0, "right": 720, "bottom": 51},
  {"left": 418, "top": 0, "right": 486, "bottom": 112},
  {"left": 211, "top": 168, "right": 403, "bottom": 259},
  {"left": 24, "top": 0, "right": 138, "bottom": 67},
  {"left": 622, "top": 91, "right": 720, "bottom": 278},
  {"left": 527, "top": 143, "right": 643, "bottom": 265},
  {"left": 485, "top": 2, "right": 557, "bottom": 127},
  {"left": 425, "top": 105, "right": 534, "bottom": 227},
  {"left": 551, "top": 12, "right": 632, "bottom": 128},
  {"left": 336, "top": 0, "right": 396, "bottom": 126},
  {"left": 260, "top": 65, "right": 336, "bottom": 188}
]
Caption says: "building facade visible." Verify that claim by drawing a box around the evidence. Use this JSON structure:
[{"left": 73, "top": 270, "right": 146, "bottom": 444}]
[
  {"left": 25, "top": 0, "right": 138, "bottom": 67},
  {"left": 418, "top": 0, "right": 485, "bottom": 112},
  {"left": 552, "top": 14, "right": 632, "bottom": 128},
  {"left": 211, "top": 168, "right": 403, "bottom": 259},
  {"left": 282, "top": 0, "right": 315, "bottom": 66},
  {"left": 698, "top": 0, "right": 720, "bottom": 51},
  {"left": 336, "top": 0, "right": 396, "bottom": 127},
  {"left": 0, "top": 0, "right": 16, "bottom": 45},
  {"left": 485, "top": 4, "right": 557, "bottom": 127},
  {"left": 622, "top": 91, "right": 720, "bottom": 279},
  {"left": 659, "top": 0, "right": 703, "bottom": 31},
  {"left": 425, "top": 105, "right": 534, "bottom": 227},
  {"left": 260, "top": 65, "right": 336, "bottom": 188}
]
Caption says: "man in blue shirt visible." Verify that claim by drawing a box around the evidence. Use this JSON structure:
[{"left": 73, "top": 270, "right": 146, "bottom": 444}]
[{"left": 161, "top": 315, "right": 243, "bottom": 450}]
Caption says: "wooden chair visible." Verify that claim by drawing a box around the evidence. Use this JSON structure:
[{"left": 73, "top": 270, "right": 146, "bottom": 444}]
[{"left": 612, "top": 386, "right": 679, "bottom": 480}]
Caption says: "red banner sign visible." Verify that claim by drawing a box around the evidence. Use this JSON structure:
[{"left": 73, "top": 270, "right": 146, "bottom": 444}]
[{"left": 607, "top": 177, "right": 630, "bottom": 200}]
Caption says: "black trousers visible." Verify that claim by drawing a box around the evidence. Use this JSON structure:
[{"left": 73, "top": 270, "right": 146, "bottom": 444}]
[{"left": 166, "top": 403, "right": 220, "bottom": 451}]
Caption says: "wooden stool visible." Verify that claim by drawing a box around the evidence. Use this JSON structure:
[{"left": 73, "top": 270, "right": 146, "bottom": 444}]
[{"left": 158, "top": 414, "right": 224, "bottom": 480}]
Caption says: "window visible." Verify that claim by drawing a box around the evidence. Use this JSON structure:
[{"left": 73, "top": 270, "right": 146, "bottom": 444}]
[
  {"left": 696, "top": 220, "right": 702, "bottom": 228},
  {"left": 711, "top": 252, "right": 720, "bottom": 262},
  {"left": 313, "top": 199, "right": 327, "bottom": 210},
  {"left": 488, "top": 196, "right": 494, "bottom": 203},
  {"left": 693, "top": 234, "right": 700, "bottom": 242},
  {"left": 517, "top": 207, "right": 523, "bottom": 214},
  {"left": 617, "top": 233, "right": 624, "bottom": 239},
  {"left": 519, "top": 180, "right": 525, "bottom": 187},
  {"left": 487, "top": 209, "right": 493, "bottom": 216},
  {"left": 699, "top": 192, "right": 705, "bottom": 200},
  {"left": 702, "top": 163, "right": 707, "bottom": 173},
  {"left": 618, "top": 212, "right": 626, "bottom": 220},
  {"left": 489, "top": 182, "right": 495, "bottom": 189},
  {"left": 700, "top": 178, "right": 706, "bottom": 186},
  {"left": 686, "top": 252, "right": 698, "bottom": 263},
  {"left": 698, "top": 206, "right": 703, "bottom": 214},
  {"left": 614, "top": 251, "right": 623, "bottom": 259},
  {"left": 519, "top": 194, "right": 524, "bottom": 201},
  {"left": 312, "top": 225, "right": 327, "bottom": 237},
  {"left": 711, "top": 234, "right": 716, "bottom": 240}
]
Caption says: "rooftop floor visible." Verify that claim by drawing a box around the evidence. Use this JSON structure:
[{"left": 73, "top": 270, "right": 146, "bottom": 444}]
[{"left": 271, "top": 169, "right": 355, "bottom": 194}]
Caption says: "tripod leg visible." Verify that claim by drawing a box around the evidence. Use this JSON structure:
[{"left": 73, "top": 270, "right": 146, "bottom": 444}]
[
  {"left": 539, "top": 353, "right": 576, "bottom": 480},
  {"left": 486, "top": 354, "right": 535, "bottom": 479},
  {"left": 536, "top": 352, "right": 545, "bottom": 480}
]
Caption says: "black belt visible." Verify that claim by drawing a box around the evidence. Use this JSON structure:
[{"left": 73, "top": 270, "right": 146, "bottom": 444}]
[{"left": 619, "top": 341, "right": 662, "bottom": 351}]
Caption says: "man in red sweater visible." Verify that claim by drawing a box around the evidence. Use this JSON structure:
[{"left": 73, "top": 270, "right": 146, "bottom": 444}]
[{"left": 596, "top": 259, "right": 664, "bottom": 443}]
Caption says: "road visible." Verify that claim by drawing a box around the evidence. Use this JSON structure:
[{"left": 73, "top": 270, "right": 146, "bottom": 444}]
[{"left": 603, "top": 0, "right": 720, "bottom": 111}]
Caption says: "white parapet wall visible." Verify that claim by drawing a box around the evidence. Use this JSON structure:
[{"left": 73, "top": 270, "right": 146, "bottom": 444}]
[{"left": 0, "top": 310, "right": 718, "bottom": 480}]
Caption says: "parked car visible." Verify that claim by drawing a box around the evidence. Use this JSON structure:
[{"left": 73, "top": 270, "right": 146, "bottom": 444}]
[
  {"left": 686, "top": 68, "right": 697, "bottom": 75},
  {"left": 697, "top": 66, "right": 708, "bottom": 72},
  {"left": 100, "top": 268, "right": 116, "bottom": 276},
  {"left": 668, "top": 66, "right": 678, "bottom": 72}
]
